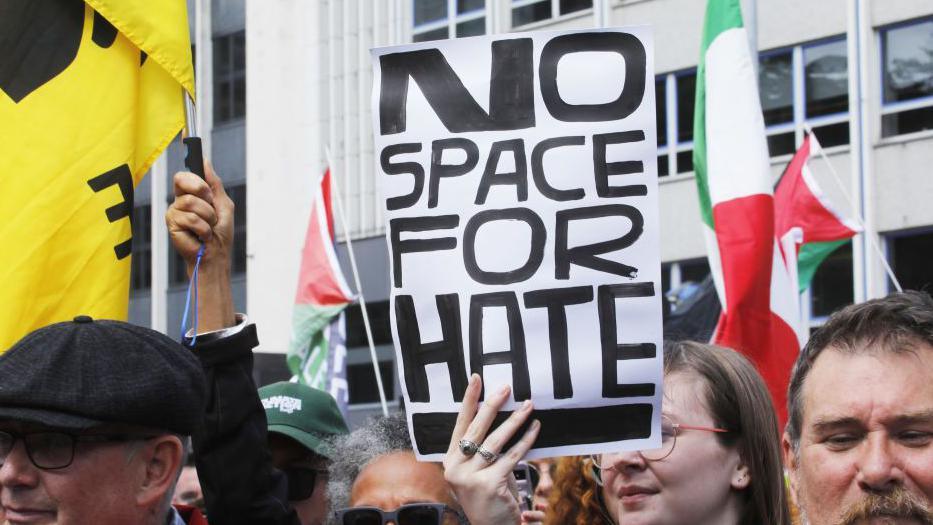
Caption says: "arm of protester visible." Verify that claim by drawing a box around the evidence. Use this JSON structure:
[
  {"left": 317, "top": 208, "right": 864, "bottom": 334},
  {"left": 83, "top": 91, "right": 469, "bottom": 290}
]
[
  {"left": 165, "top": 161, "right": 236, "bottom": 332},
  {"left": 189, "top": 321, "right": 298, "bottom": 525},
  {"left": 167, "top": 160, "right": 299, "bottom": 525},
  {"left": 443, "top": 374, "right": 542, "bottom": 525}
]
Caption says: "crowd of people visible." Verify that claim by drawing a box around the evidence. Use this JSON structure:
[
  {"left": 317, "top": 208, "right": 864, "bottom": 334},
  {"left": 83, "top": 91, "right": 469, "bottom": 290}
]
[{"left": 0, "top": 163, "right": 931, "bottom": 524}]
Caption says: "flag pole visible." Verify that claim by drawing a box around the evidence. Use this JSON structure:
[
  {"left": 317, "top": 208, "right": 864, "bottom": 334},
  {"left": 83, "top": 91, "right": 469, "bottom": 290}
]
[
  {"left": 326, "top": 148, "right": 390, "bottom": 417},
  {"left": 803, "top": 124, "right": 903, "bottom": 293},
  {"left": 150, "top": 152, "right": 168, "bottom": 333},
  {"left": 740, "top": 0, "right": 757, "bottom": 76}
]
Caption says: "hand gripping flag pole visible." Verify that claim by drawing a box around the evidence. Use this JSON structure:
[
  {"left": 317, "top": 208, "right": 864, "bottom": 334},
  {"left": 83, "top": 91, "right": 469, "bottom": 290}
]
[
  {"left": 183, "top": 92, "right": 206, "bottom": 180},
  {"left": 180, "top": 90, "right": 206, "bottom": 344}
]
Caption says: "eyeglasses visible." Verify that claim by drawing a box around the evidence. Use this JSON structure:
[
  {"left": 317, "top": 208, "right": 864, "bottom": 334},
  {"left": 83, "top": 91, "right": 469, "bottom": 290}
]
[
  {"left": 284, "top": 467, "right": 328, "bottom": 501},
  {"left": 527, "top": 462, "right": 540, "bottom": 490},
  {"left": 592, "top": 414, "right": 728, "bottom": 469},
  {"left": 0, "top": 430, "right": 155, "bottom": 470},
  {"left": 334, "top": 503, "right": 467, "bottom": 525}
]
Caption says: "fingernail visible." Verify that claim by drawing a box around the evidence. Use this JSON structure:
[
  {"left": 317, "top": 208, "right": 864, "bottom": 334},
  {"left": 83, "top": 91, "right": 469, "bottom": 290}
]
[
  {"left": 469, "top": 374, "right": 479, "bottom": 386},
  {"left": 497, "top": 384, "right": 510, "bottom": 396},
  {"left": 522, "top": 399, "right": 533, "bottom": 411},
  {"left": 531, "top": 419, "right": 541, "bottom": 430}
]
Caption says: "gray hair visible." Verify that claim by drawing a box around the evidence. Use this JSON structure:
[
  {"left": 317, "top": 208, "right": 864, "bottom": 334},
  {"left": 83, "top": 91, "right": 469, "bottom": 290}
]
[
  {"left": 326, "top": 414, "right": 413, "bottom": 515},
  {"left": 786, "top": 291, "right": 933, "bottom": 451}
]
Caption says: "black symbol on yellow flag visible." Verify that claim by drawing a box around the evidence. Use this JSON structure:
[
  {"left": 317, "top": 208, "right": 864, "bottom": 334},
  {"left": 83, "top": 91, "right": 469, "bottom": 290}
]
[
  {"left": 0, "top": 0, "right": 192, "bottom": 350},
  {"left": 87, "top": 165, "right": 135, "bottom": 260},
  {"left": 0, "top": 0, "right": 147, "bottom": 103}
]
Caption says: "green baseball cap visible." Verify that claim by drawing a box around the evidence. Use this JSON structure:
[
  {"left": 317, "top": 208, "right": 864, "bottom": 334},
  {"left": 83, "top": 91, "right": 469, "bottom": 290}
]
[{"left": 258, "top": 382, "right": 350, "bottom": 459}]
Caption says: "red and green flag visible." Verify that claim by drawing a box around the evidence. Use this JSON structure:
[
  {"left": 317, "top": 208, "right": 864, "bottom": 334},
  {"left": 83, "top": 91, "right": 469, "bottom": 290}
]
[
  {"left": 287, "top": 168, "right": 354, "bottom": 389},
  {"left": 694, "top": 0, "right": 800, "bottom": 423},
  {"left": 774, "top": 133, "right": 860, "bottom": 294}
]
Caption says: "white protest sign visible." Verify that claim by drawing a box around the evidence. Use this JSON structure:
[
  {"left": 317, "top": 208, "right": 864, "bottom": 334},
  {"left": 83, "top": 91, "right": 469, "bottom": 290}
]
[{"left": 371, "top": 27, "right": 662, "bottom": 460}]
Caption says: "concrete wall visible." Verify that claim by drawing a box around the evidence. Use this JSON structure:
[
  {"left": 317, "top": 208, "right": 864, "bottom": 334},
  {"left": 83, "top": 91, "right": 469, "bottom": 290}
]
[{"left": 246, "top": 0, "right": 325, "bottom": 354}]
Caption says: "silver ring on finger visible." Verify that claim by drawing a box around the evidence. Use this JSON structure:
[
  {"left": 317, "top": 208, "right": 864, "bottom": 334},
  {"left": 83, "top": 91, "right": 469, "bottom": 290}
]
[
  {"left": 477, "top": 446, "right": 499, "bottom": 464},
  {"left": 459, "top": 439, "right": 479, "bottom": 457}
]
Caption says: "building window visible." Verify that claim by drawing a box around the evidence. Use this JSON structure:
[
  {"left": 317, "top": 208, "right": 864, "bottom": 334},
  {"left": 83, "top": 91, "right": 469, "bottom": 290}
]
[
  {"left": 758, "top": 37, "right": 849, "bottom": 158},
  {"left": 347, "top": 360, "right": 395, "bottom": 405},
  {"left": 344, "top": 301, "right": 392, "bottom": 348},
  {"left": 655, "top": 69, "right": 697, "bottom": 176},
  {"left": 343, "top": 301, "right": 396, "bottom": 405},
  {"left": 808, "top": 241, "right": 853, "bottom": 320},
  {"left": 413, "top": 0, "right": 486, "bottom": 43},
  {"left": 130, "top": 204, "right": 152, "bottom": 291},
  {"left": 169, "top": 183, "right": 247, "bottom": 285},
  {"left": 661, "top": 258, "right": 710, "bottom": 300},
  {"left": 658, "top": 37, "right": 850, "bottom": 171},
  {"left": 213, "top": 31, "right": 245, "bottom": 125},
  {"left": 511, "top": 0, "right": 592, "bottom": 28},
  {"left": 881, "top": 18, "right": 933, "bottom": 138},
  {"left": 888, "top": 230, "right": 933, "bottom": 294},
  {"left": 228, "top": 184, "right": 248, "bottom": 275}
]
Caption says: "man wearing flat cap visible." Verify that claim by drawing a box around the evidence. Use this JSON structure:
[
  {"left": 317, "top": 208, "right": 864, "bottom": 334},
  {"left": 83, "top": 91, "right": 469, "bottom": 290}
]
[{"left": 0, "top": 316, "right": 209, "bottom": 525}]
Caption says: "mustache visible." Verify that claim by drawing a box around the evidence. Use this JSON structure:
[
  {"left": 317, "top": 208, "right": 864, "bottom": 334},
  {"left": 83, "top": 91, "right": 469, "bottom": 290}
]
[{"left": 834, "top": 487, "right": 933, "bottom": 525}]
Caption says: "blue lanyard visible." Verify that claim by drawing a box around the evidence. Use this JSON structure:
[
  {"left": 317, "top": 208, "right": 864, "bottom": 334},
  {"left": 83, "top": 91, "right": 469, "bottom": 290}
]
[{"left": 180, "top": 244, "right": 205, "bottom": 346}]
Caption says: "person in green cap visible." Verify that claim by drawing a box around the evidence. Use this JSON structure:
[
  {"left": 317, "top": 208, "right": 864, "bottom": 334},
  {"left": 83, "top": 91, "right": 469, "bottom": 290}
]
[{"left": 258, "top": 382, "right": 350, "bottom": 525}]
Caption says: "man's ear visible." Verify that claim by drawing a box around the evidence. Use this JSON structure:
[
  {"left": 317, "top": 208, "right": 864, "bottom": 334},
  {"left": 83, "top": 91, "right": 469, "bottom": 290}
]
[
  {"left": 781, "top": 432, "right": 800, "bottom": 506},
  {"left": 135, "top": 435, "right": 184, "bottom": 510}
]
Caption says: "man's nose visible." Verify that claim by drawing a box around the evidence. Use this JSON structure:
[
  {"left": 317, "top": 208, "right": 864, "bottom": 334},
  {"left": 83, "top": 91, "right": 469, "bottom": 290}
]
[
  {"left": 855, "top": 432, "right": 904, "bottom": 492},
  {"left": 0, "top": 439, "right": 41, "bottom": 489}
]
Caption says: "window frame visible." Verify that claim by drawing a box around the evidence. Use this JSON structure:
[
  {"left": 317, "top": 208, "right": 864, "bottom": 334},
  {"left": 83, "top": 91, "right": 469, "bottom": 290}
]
[
  {"left": 799, "top": 240, "right": 855, "bottom": 328},
  {"left": 212, "top": 30, "right": 246, "bottom": 126},
  {"left": 655, "top": 68, "right": 697, "bottom": 177},
  {"left": 884, "top": 227, "right": 933, "bottom": 295},
  {"left": 509, "top": 0, "right": 593, "bottom": 30},
  {"left": 878, "top": 16, "right": 933, "bottom": 136},
  {"left": 661, "top": 258, "right": 710, "bottom": 296},
  {"left": 759, "top": 35, "right": 851, "bottom": 158},
  {"left": 412, "top": 0, "right": 487, "bottom": 43},
  {"left": 656, "top": 35, "right": 852, "bottom": 175}
]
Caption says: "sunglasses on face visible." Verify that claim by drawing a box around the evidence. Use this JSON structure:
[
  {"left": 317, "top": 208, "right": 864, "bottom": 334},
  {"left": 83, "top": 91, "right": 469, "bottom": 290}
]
[
  {"left": 334, "top": 503, "right": 466, "bottom": 525},
  {"left": 284, "top": 467, "right": 328, "bottom": 501}
]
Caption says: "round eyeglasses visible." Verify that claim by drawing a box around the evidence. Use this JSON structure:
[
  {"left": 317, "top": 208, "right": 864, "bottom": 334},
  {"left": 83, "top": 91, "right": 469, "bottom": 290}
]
[{"left": 591, "top": 414, "right": 728, "bottom": 469}]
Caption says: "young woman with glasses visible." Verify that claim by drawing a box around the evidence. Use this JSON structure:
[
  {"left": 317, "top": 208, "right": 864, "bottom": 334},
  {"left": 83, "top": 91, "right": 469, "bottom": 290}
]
[
  {"left": 445, "top": 341, "right": 791, "bottom": 525},
  {"left": 588, "top": 341, "right": 790, "bottom": 524}
]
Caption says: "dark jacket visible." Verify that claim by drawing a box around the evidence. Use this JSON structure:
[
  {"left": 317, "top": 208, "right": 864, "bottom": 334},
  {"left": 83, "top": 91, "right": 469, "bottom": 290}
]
[{"left": 191, "top": 324, "right": 300, "bottom": 525}]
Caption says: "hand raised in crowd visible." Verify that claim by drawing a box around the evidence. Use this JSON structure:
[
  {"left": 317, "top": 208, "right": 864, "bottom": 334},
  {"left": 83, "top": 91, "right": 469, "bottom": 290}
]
[
  {"left": 165, "top": 161, "right": 236, "bottom": 331},
  {"left": 166, "top": 161, "right": 234, "bottom": 269},
  {"left": 443, "top": 374, "right": 544, "bottom": 525}
]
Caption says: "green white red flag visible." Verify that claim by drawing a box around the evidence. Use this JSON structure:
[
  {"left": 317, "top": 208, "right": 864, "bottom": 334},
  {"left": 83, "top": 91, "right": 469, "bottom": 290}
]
[
  {"left": 694, "top": 0, "right": 799, "bottom": 423},
  {"left": 287, "top": 168, "right": 355, "bottom": 390},
  {"left": 774, "top": 133, "right": 860, "bottom": 294}
]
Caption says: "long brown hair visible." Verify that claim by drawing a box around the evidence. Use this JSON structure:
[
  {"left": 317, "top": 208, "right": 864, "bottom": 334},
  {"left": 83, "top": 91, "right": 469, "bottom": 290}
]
[
  {"left": 545, "top": 456, "right": 610, "bottom": 525},
  {"left": 665, "top": 341, "right": 791, "bottom": 525}
]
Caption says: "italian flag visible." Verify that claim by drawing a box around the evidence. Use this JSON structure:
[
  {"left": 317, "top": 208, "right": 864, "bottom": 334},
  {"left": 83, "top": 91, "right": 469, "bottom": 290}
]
[
  {"left": 287, "top": 168, "right": 355, "bottom": 388},
  {"left": 694, "top": 0, "right": 799, "bottom": 423},
  {"left": 774, "top": 133, "right": 860, "bottom": 295}
]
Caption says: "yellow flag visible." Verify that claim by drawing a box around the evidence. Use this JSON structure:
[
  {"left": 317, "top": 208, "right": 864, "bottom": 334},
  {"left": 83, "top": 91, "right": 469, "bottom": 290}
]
[{"left": 0, "top": 0, "right": 194, "bottom": 350}]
